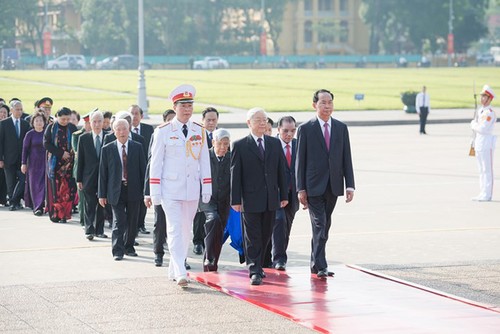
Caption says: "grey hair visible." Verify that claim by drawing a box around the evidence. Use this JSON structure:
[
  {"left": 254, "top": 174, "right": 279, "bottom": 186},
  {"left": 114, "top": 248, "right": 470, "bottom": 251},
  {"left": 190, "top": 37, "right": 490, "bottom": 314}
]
[
  {"left": 213, "top": 128, "right": 230, "bottom": 141},
  {"left": 113, "top": 118, "right": 129, "bottom": 130},
  {"left": 90, "top": 110, "right": 103, "bottom": 121},
  {"left": 10, "top": 100, "right": 22, "bottom": 108},
  {"left": 115, "top": 110, "right": 132, "bottom": 120},
  {"left": 246, "top": 107, "right": 267, "bottom": 121}
]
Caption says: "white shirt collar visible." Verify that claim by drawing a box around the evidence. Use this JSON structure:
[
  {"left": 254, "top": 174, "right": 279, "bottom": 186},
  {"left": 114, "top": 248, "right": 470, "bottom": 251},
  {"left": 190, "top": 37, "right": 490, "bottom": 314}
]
[
  {"left": 250, "top": 133, "right": 264, "bottom": 146},
  {"left": 317, "top": 117, "right": 331, "bottom": 128},
  {"left": 92, "top": 131, "right": 102, "bottom": 140}
]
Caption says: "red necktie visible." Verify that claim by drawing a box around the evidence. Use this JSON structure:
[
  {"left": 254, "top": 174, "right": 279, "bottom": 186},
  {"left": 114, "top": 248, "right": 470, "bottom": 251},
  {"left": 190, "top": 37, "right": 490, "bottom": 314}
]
[
  {"left": 122, "top": 144, "right": 128, "bottom": 181},
  {"left": 324, "top": 123, "right": 330, "bottom": 151},
  {"left": 285, "top": 144, "right": 291, "bottom": 167}
]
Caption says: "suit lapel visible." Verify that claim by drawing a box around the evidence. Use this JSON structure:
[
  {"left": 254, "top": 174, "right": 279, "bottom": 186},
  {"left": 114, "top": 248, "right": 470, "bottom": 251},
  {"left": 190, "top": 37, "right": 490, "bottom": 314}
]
[
  {"left": 247, "top": 134, "right": 263, "bottom": 161},
  {"left": 312, "top": 118, "right": 328, "bottom": 153}
]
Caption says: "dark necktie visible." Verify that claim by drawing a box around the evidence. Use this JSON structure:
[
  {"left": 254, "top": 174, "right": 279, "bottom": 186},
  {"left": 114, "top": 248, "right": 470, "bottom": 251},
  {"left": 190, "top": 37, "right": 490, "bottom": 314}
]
[
  {"left": 134, "top": 127, "right": 139, "bottom": 134},
  {"left": 122, "top": 144, "right": 128, "bottom": 181},
  {"left": 95, "top": 135, "right": 101, "bottom": 158},
  {"left": 208, "top": 132, "right": 213, "bottom": 142},
  {"left": 15, "top": 119, "right": 20, "bottom": 138},
  {"left": 323, "top": 123, "right": 330, "bottom": 151},
  {"left": 218, "top": 156, "right": 224, "bottom": 162},
  {"left": 285, "top": 144, "right": 291, "bottom": 167},
  {"left": 257, "top": 138, "right": 265, "bottom": 159},
  {"left": 182, "top": 124, "right": 188, "bottom": 138}
]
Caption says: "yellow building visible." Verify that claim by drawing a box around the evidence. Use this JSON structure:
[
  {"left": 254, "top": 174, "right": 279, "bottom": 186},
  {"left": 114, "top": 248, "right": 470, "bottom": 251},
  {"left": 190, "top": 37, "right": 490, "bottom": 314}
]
[{"left": 279, "top": 0, "right": 369, "bottom": 55}]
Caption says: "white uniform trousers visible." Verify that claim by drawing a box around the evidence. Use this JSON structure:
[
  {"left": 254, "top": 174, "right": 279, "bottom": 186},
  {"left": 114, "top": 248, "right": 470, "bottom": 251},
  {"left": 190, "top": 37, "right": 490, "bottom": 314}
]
[
  {"left": 162, "top": 199, "right": 198, "bottom": 280},
  {"left": 476, "top": 149, "right": 494, "bottom": 200}
]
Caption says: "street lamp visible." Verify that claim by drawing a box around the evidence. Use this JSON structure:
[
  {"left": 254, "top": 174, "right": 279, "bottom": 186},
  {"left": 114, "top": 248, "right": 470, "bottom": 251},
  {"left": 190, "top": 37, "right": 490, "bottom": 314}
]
[{"left": 137, "top": 0, "right": 148, "bottom": 118}]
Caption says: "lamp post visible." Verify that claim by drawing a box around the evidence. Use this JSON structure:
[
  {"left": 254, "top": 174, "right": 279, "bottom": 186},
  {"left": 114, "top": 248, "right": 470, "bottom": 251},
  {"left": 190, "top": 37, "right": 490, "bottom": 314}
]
[{"left": 137, "top": 0, "right": 148, "bottom": 118}]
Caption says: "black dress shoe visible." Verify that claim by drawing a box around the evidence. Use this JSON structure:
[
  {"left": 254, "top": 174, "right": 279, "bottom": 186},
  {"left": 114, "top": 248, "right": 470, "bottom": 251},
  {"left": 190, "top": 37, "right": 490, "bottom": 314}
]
[
  {"left": 184, "top": 260, "right": 191, "bottom": 270},
  {"left": 86, "top": 234, "right": 94, "bottom": 241},
  {"left": 134, "top": 241, "right": 139, "bottom": 246},
  {"left": 114, "top": 255, "right": 123, "bottom": 261},
  {"left": 317, "top": 269, "right": 334, "bottom": 278},
  {"left": 34, "top": 210, "right": 43, "bottom": 216},
  {"left": 275, "top": 262, "right": 286, "bottom": 271},
  {"left": 125, "top": 251, "right": 138, "bottom": 257},
  {"left": 155, "top": 254, "right": 163, "bottom": 267},
  {"left": 96, "top": 233, "right": 108, "bottom": 238},
  {"left": 138, "top": 226, "right": 150, "bottom": 234},
  {"left": 250, "top": 274, "right": 262, "bottom": 285},
  {"left": 9, "top": 205, "right": 18, "bottom": 211},
  {"left": 59, "top": 219, "right": 67, "bottom": 224},
  {"left": 193, "top": 244, "right": 203, "bottom": 255}
]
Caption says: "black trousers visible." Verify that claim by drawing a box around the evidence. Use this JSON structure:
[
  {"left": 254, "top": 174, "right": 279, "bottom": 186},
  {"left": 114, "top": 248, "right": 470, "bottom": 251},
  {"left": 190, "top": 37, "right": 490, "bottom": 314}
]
[
  {"left": 153, "top": 204, "right": 167, "bottom": 256},
  {"left": 138, "top": 201, "right": 147, "bottom": 230},
  {"left": 203, "top": 206, "right": 229, "bottom": 271},
  {"left": 307, "top": 187, "right": 337, "bottom": 273},
  {"left": 192, "top": 211, "right": 206, "bottom": 246},
  {"left": 271, "top": 201, "right": 297, "bottom": 265},
  {"left": 0, "top": 168, "right": 7, "bottom": 205},
  {"left": 242, "top": 210, "right": 275, "bottom": 277},
  {"left": 111, "top": 184, "right": 140, "bottom": 257},
  {"left": 4, "top": 164, "right": 24, "bottom": 206},
  {"left": 83, "top": 189, "right": 104, "bottom": 236},
  {"left": 419, "top": 107, "right": 429, "bottom": 133}
]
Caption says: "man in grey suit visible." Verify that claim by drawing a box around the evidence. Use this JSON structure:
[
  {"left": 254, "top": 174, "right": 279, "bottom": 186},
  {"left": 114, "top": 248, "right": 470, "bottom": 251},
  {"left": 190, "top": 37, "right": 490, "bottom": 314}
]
[
  {"left": 98, "top": 119, "right": 145, "bottom": 260},
  {"left": 231, "top": 107, "right": 288, "bottom": 285},
  {"left": 296, "top": 89, "right": 355, "bottom": 278}
]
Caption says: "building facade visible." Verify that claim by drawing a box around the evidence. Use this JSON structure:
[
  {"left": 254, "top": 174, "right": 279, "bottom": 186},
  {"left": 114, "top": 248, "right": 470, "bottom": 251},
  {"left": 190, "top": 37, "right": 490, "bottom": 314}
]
[{"left": 279, "top": 0, "right": 369, "bottom": 55}]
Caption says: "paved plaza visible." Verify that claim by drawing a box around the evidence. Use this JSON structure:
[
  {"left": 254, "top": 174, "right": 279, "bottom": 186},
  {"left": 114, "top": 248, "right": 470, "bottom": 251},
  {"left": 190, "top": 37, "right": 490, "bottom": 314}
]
[{"left": 1, "top": 110, "right": 499, "bottom": 332}]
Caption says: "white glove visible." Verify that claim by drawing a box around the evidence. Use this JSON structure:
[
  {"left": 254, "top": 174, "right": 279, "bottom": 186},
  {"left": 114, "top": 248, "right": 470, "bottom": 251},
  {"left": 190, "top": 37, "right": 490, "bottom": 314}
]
[
  {"left": 202, "top": 194, "right": 211, "bottom": 203},
  {"left": 151, "top": 196, "right": 162, "bottom": 206}
]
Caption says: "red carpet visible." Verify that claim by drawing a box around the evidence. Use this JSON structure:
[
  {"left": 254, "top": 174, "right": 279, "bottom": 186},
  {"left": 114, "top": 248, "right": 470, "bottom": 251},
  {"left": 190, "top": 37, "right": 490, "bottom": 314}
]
[{"left": 190, "top": 265, "right": 500, "bottom": 333}]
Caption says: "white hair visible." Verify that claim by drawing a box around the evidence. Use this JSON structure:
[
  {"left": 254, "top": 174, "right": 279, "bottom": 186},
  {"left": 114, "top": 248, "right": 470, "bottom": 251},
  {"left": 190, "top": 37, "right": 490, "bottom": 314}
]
[
  {"left": 115, "top": 110, "right": 132, "bottom": 120},
  {"left": 113, "top": 118, "right": 129, "bottom": 130},
  {"left": 246, "top": 107, "right": 267, "bottom": 121},
  {"left": 213, "top": 128, "right": 230, "bottom": 141},
  {"left": 90, "top": 110, "right": 103, "bottom": 121}
]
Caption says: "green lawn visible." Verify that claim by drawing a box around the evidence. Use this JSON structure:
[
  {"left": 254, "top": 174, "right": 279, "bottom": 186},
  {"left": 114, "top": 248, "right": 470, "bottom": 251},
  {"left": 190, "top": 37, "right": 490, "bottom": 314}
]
[{"left": 0, "top": 67, "right": 498, "bottom": 114}]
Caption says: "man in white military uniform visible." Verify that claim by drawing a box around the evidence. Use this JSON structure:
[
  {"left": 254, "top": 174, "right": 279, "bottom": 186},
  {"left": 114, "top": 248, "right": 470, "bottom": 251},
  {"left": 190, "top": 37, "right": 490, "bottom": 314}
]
[
  {"left": 149, "top": 84, "right": 212, "bottom": 287},
  {"left": 471, "top": 85, "right": 497, "bottom": 202}
]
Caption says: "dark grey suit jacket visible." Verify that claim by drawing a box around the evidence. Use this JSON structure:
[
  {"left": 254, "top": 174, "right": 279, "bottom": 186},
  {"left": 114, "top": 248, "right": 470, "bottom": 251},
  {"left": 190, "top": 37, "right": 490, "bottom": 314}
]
[
  {"left": 135, "top": 123, "right": 154, "bottom": 155},
  {"left": 230, "top": 134, "right": 288, "bottom": 213},
  {"left": 199, "top": 148, "right": 230, "bottom": 212},
  {"left": 296, "top": 117, "right": 355, "bottom": 197},
  {"left": 77, "top": 132, "right": 106, "bottom": 193},
  {"left": 280, "top": 137, "right": 300, "bottom": 213},
  {"left": 0, "top": 117, "right": 30, "bottom": 166},
  {"left": 98, "top": 140, "right": 145, "bottom": 206}
]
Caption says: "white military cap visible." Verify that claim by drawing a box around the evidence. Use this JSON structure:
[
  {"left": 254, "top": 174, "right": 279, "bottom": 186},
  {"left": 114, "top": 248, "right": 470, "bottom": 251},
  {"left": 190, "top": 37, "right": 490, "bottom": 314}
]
[
  {"left": 480, "top": 85, "right": 495, "bottom": 99},
  {"left": 169, "top": 84, "right": 196, "bottom": 104}
]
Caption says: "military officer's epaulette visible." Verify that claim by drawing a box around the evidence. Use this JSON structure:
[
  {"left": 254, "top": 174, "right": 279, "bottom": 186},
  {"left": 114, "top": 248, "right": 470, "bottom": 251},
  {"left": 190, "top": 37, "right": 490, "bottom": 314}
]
[
  {"left": 157, "top": 121, "right": 171, "bottom": 129},
  {"left": 193, "top": 121, "right": 205, "bottom": 128},
  {"left": 73, "top": 129, "right": 85, "bottom": 135}
]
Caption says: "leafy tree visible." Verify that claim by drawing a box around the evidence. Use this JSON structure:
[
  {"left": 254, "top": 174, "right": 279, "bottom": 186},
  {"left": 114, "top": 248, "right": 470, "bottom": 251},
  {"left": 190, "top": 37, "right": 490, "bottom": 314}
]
[{"left": 361, "top": 0, "right": 489, "bottom": 54}]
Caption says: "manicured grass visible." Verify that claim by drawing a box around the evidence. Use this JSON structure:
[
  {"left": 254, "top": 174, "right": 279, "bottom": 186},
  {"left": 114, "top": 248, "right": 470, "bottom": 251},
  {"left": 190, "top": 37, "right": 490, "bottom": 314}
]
[{"left": 0, "top": 67, "right": 498, "bottom": 114}]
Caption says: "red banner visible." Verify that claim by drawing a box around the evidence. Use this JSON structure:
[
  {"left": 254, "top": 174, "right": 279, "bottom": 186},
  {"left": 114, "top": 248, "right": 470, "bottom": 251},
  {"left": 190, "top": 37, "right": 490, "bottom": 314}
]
[
  {"left": 260, "top": 31, "right": 267, "bottom": 56},
  {"left": 43, "top": 31, "right": 51, "bottom": 56},
  {"left": 447, "top": 33, "right": 454, "bottom": 54}
]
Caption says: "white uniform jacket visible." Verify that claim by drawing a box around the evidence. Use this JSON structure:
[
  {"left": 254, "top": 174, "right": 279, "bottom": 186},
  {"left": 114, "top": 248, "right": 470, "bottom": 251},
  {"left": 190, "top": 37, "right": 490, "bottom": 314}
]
[
  {"left": 471, "top": 106, "right": 497, "bottom": 151},
  {"left": 149, "top": 118, "right": 212, "bottom": 205}
]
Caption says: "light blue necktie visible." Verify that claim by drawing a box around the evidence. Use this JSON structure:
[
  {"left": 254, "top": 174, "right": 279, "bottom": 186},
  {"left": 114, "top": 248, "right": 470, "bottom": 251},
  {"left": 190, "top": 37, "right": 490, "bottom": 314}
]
[
  {"left": 15, "top": 119, "right": 20, "bottom": 138},
  {"left": 95, "top": 135, "right": 101, "bottom": 158}
]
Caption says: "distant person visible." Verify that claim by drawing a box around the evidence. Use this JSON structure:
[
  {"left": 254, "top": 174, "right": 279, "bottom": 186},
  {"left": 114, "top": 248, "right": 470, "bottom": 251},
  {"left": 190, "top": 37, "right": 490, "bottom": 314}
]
[
  {"left": 43, "top": 107, "right": 78, "bottom": 223},
  {"left": 230, "top": 107, "right": 288, "bottom": 285},
  {"left": 21, "top": 111, "right": 47, "bottom": 216},
  {"left": 200, "top": 128, "right": 231, "bottom": 272},
  {"left": 98, "top": 119, "right": 145, "bottom": 260},
  {"left": 0, "top": 99, "right": 30, "bottom": 211},
  {"left": 0, "top": 104, "right": 10, "bottom": 206},
  {"left": 265, "top": 117, "right": 274, "bottom": 136},
  {"left": 415, "top": 86, "right": 430, "bottom": 134},
  {"left": 192, "top": 106, "right": 220, "bottom": 256},
  {"left": 163, "top": 109, "right": 176, "bottom": 122},
  {"left": 70, "top": 110, "right": 80, "bottom": 127},
  {"left": 296, "top": 89, "right": 355, "bottom": 278},
  {"left": 102, "top": 111, "right": 113, "bottom": 132},
  {"left": 471, "top": 85, "right": 496, "bottom": 202}
]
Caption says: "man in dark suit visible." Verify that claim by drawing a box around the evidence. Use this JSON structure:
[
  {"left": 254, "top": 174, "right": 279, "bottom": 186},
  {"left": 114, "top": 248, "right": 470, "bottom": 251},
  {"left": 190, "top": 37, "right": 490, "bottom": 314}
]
[
  {"left": 77, "top": 110, "right": 107, "bottom": 241},
  {"left": 231, "top": 107, "right": 288, "bottom": 285},
  {"left": 200, "top": 128, "right": 231, "bottom": 272},
  {"left": 270, "top": 116, "right": 300, "bottom": 271},
  {"left": 129, "top": 104, "right": 153, "bottom": 235},
  {"left": 296, "top": 89, "right": 355, "bottom": 278},
  {"left": 98, "top": 119, "right": 145, "bottom": 260},
  {"left": 0, "top": 100, "right": 30, "bottom": 210},
  {"left": 103, "top": 111, "right": 145, "bottom": 148},
  {"left": 192, "top": 106, "right": 219, "bottom": 255}
]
